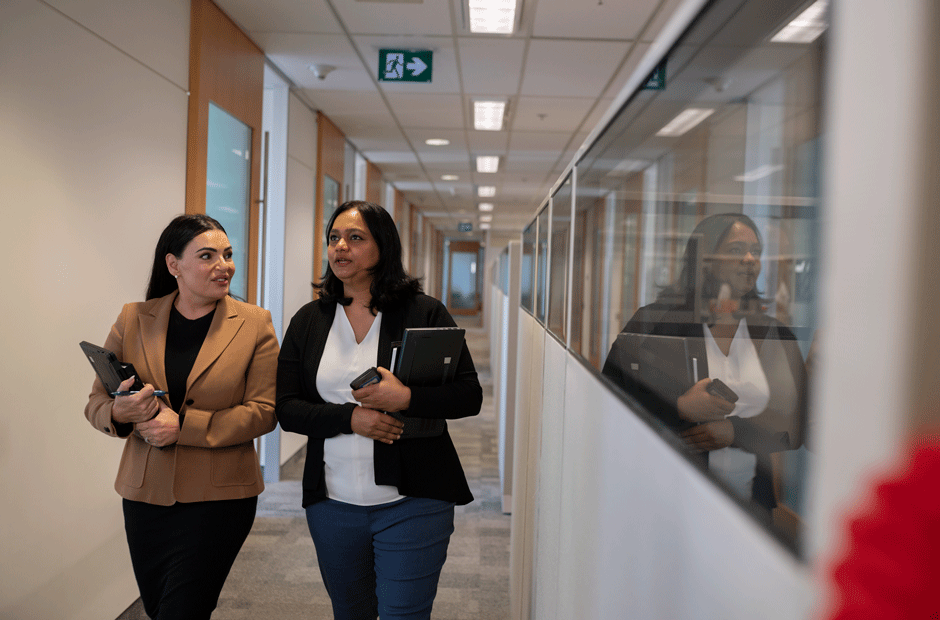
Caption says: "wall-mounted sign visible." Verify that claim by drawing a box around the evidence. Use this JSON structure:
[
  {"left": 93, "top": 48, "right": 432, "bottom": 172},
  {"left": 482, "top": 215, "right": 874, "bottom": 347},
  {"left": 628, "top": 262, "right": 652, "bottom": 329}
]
[
  {"left": 457, "top": 222, "right": 473, "bottom": 232},
  {"left": 378, "top": 49, "right": 433, "bottom": 83},
  {"left": 642, "top": 59, "right": 667, "bottom": 90}
]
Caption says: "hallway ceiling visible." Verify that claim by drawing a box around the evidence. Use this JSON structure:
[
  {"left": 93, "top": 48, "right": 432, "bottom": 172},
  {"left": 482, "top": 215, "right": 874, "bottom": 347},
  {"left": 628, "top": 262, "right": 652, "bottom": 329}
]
[{"left": 215, "top": 0, "right": 676, "bottom": 236}]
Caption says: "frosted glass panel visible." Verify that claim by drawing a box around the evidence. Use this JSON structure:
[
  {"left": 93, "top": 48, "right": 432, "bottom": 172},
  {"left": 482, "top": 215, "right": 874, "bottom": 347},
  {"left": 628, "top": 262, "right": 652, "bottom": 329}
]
[
  {"left": 207, "top": 102, "right": 251, "bottom": 301},
  {"left": 449, "top": 251, "right": 478, "bottom": 310}
]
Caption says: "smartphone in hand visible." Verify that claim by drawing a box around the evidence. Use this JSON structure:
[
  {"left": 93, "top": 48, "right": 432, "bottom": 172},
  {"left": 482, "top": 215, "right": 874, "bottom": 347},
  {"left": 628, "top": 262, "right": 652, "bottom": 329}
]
[
  {"left": 350, "top": 367, "right": 381, "bottom": 390},
  {"left": 706, "top": 378, "right": 739, "bottom": 403}
]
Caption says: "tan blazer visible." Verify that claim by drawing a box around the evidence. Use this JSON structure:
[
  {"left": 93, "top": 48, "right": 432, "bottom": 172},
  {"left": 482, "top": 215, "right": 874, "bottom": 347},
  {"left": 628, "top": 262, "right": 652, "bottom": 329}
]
[{"left": 85, "top": 292, "right": 279, "bottom": 505}]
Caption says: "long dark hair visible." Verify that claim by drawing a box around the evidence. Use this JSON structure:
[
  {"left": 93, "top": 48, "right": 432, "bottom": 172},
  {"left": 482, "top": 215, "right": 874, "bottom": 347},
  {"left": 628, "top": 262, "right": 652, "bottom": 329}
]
[
  {"left": 660, "top": 213, "right": 763, "bottom": 308},
  {"left": 315, "top": 200, "right": 422, "bottom": 312},
  {"left": 146, "top": 214, "right": 226, "bottom": 300}
]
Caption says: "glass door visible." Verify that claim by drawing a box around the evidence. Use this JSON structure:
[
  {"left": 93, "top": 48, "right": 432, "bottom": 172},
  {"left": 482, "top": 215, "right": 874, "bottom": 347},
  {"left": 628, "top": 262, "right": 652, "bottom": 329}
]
[
  {"left": 446, "top": 241, "right": 483, "bottom": 315},
  {"left": 206, "top": 102, "right": 252, "bottom": 301}
]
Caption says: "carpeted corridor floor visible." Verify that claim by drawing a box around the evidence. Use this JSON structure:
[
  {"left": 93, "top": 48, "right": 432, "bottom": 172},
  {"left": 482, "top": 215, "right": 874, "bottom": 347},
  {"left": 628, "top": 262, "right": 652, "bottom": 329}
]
[{"left": 118, "top": 319, "right": 510, "bottom": 619}]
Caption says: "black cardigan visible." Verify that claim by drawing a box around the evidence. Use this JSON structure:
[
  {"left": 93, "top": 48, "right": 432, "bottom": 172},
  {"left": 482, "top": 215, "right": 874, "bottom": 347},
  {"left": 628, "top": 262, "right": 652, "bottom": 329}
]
[{"left": 276, "top": 294, "right": 483, "bottom": 507}]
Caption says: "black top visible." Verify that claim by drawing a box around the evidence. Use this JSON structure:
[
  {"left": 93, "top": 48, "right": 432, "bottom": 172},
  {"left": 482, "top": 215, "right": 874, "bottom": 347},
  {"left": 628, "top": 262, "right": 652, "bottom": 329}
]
[
  {"left": 165, "top": 305, "right": 215, "bottom": 413},
  {"left": 276, "top": 294, "right": 483, "bottom": 507}
]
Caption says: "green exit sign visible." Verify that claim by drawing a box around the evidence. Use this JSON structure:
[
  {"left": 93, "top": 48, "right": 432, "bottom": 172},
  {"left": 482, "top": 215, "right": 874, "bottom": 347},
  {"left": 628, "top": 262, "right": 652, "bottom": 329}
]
[
  {"left": 642, "top": 59, "right": 667, "bottom": 90},
  {"left": 457, "top": 222, "right": 473, "bottom": 232},
  {"left": 378, "top": 49, "right": 433, "bottom": 83}
]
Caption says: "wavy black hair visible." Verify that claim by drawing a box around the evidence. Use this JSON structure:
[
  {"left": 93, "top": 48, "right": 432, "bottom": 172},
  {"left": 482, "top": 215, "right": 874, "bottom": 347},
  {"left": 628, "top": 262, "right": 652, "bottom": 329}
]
[
  {"left": 146, "top": 214, "right": 226, "bottom": 300},
  {"left": 315, "top": 200, "right": 422, "bottom": 312},
  {"left": 658, "top": 212, "right": 764, "bottom": 309}
]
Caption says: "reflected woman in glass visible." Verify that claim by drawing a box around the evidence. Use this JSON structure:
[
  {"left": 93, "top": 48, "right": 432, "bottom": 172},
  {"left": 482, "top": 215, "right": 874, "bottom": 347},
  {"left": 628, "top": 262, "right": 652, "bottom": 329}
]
[{"left": 603, "top": 213, "right": 806, "bottom": 512}]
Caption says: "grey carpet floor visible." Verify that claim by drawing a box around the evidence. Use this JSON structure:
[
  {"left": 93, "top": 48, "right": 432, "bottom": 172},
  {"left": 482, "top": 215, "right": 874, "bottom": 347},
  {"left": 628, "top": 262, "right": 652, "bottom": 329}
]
[{"left": 118, "top": 320, "right": 510, "bottom": 619}]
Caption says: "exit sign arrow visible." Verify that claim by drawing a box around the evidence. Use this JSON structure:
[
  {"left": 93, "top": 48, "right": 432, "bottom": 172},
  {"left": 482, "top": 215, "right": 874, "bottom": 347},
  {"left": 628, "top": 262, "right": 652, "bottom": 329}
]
[
  {"left": 378, "top": 49, "right": 433, "bottom": 83},
  {"left": 406, "top": 57, "right": 427, "bottom": 77}
]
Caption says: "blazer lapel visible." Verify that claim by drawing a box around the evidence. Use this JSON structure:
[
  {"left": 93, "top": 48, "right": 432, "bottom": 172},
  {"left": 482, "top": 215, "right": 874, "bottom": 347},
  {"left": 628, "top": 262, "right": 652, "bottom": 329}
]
[
  {"left": 187, "top": 296, "right": 243, "bottom": 391},
  {"left": 137, "top": 293, "right": 175, "bottom": 391}
]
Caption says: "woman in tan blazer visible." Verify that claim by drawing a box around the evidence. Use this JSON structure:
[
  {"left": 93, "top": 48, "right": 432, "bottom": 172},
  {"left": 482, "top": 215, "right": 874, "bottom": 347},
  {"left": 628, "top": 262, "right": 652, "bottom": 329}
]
[{"left": 85, "top": 214, "right": 278, "bottom": 619}]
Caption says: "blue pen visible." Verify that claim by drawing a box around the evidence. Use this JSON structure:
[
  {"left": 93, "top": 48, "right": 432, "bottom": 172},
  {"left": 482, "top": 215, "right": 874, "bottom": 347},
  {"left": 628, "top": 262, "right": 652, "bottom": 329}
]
[{"left": 111, "top": 390, "right": 167, "bottom": 397}]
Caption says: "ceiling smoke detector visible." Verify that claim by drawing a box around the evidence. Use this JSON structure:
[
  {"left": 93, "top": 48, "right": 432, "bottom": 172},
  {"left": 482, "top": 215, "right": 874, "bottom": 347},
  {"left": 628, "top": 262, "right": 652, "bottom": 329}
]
[{"left": 310, "top": 64, "right": 336, "bottom": 81}]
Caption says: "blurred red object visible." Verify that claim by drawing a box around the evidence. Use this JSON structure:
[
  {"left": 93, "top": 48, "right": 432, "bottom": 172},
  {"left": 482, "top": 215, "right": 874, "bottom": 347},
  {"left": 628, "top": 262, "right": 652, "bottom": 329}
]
[{"left": 826, "top": 433, "right": 940, "bottom": 620}]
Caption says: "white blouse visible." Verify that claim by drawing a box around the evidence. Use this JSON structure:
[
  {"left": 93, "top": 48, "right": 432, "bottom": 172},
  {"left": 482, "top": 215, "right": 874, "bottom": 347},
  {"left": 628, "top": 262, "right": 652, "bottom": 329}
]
[
  {"left": 317, "top": 305, "right": 403, "bottom": 506},
  {"left": 702, "top": 318, "right": 770, "bottom": 500}
]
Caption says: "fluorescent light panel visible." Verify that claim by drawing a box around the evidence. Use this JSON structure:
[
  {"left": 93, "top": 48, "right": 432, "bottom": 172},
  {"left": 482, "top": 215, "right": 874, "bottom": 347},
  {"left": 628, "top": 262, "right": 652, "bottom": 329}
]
[
  {"left": 425, "top": 138, "right": 450, "bottom": 146},
  {"left": 478, "top": 203, "right": 494, "bottom": 212},
  {"left": 734, "top": 164, "right": 783, "bottom": 183},
  {"left": 474, "top": 100, "right": 506, "bottom": 131},
  {"left": 479, "top": 214, "right": 493, "bottom": 222},
  {"left": 468, "top": 0, "right": 517, "bottom": 34},
  {"left": 441, "top": 174, "right": 459, "bottom": 181},
  {"left": 771, "top": 0, "right": 828, "bottom": 44},
  {"left": 476, "top": 156, "right": 499, "bottom": 173},
  {"left": 479, "top": 222, "right": 491, "bottom": 230},
  {"left": 656, "top": 108, "right": 714, "bottom": 137},
  {"left": 477, "top": 185, "right": 496, "bottom": 197}
]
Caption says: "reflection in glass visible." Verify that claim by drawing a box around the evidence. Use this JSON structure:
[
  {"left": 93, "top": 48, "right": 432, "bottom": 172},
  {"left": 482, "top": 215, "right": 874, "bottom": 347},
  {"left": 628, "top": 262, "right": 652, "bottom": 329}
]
[
  {"left": 535, "top": 206, "right": 549, "bottom": 324},
  {"left": 448, "top": 244, "right": 480, "bottom": 312},
  {"left": 321, "top": 175, "right": 339, "bottom": 276},
  {"left": 521, "top": 221, "right": 536, "bottom": 313},
  {"left": 602, "top": 214, "right": 807, "bottom": 514},
  {"left": 565, "top": 0, "right": 825, "bottom": 543},
  {"left": 548, "top": 178, "right": 572, "bottom": 339},
  {"left": 206, "top": 102, "right": 251, "bottom": 300}
]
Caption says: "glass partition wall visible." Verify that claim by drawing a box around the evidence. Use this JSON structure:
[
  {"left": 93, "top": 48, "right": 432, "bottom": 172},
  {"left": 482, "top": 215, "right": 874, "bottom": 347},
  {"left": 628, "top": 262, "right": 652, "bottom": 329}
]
[{"left": 526, "top": 0, "right": 826, "bottom": 547}]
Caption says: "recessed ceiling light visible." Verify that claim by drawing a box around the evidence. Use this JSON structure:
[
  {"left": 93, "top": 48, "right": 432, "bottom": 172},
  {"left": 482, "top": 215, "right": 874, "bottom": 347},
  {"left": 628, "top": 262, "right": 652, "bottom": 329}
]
[
  {"left": 468, "top": 0, "right": 517, "bottom": 34},
  {"left": 477, "top": 185, "right": 496, "bottom": 197},
  {"left": 479, "top": 214, "right": 493, "bottom": 223},
  {"left": 441, "top": 174, "right": 459, "bottom": 181},
  {"left": 425, "top": 138, "right": 450, "bottom": 146},
  {"left": 476, "top": 156, "right": 499, "bottom": 173},
  {"left": 771, "top": 0, "right": 828, "bottom": 44},
  {"left": 656, "top": 108, "right": 714, "bottom": 137},
  {"left": 474, "top": 100, "right": 506, "bottom": 131},
  {"left": 479, "top": 222, "right": 491, "bottom": 230},
  {"left": 478, "top": 203, "right": 494, "bottom": 212}
]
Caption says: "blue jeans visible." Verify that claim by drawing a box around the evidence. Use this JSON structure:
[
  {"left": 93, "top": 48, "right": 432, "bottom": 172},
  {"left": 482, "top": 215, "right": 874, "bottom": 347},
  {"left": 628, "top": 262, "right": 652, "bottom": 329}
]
[{"left": 305, "top": 496, "right": 456, "bottom": 620}]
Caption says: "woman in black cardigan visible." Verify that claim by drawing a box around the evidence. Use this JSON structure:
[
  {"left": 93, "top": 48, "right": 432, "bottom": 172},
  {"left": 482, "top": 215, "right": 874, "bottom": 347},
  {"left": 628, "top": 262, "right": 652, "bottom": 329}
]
[{"left": 276, "top": 200, "right": 482, "bottom": 620}]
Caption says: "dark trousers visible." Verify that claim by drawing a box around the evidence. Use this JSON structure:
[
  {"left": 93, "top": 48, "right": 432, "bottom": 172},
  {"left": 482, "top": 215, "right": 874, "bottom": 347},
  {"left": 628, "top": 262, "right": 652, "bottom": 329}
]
[
  {"left": 305, "top": 497, "right": 455, "bottom": 620},
  {"left": 123, "top": 496, "right": 257, "bottom": 620}
]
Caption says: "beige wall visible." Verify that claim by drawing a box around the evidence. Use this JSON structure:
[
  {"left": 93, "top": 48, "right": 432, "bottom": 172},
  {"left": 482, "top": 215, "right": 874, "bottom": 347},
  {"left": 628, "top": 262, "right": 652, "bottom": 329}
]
[
  {"left": 280, "top": 91, "right": 319, "bottom": 463},
  {"left": 0, "top": 0, "right": 190, "bottom": 617}
]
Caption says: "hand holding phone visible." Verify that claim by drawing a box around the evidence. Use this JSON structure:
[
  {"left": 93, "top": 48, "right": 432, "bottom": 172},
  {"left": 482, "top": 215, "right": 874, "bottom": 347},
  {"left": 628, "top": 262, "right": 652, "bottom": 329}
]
[
  {"left": 705, "top": 378, "right": 739, "bottom": 404},
  {"left": 350, "top": 367, "right": 382, "bottom": 390}
]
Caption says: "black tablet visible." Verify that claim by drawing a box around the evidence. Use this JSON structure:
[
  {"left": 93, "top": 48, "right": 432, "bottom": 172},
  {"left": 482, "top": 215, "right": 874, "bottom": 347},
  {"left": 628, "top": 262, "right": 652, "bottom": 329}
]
[{"left": 79, "top": 341, "right": 143, "bottom": 395}]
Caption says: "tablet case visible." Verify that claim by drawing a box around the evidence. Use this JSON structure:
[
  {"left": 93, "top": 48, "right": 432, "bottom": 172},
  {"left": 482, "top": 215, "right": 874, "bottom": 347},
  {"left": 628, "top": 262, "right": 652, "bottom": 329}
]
[
  {"left": 79, "top": 341, "right": 144, "bottom": 394},
  {"left": 390, "top": 327, "right": 466, "bottom": 438}
]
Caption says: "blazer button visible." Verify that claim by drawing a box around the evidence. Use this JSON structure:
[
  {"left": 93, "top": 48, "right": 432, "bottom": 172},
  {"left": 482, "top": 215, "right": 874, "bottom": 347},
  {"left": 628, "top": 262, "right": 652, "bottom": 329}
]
[{"left": 185, "top": 399, "right": 194, "bottom": 406}]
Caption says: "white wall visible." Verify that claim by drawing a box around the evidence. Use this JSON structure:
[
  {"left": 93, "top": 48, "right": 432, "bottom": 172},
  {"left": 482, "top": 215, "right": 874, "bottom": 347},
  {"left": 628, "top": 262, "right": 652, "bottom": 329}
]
[
  {"left": 280, "top": 91, "right": 319, "bottom": 463},
  {"left": 0, "top": 0, "right": 190, "bottom": 617},
  {"left": 505, "top": 310, "right": 813, "bottom": 620}
]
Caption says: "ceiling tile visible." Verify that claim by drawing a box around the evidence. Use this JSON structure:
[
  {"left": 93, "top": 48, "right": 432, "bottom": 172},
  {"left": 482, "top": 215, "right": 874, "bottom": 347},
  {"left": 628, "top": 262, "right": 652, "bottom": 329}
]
[
  {"left": 457, "top": 37, "right": 526, "bottom": 95},
  {"left": 385, "top": 93, "right": 465, "bottom": 128},
  {"left": 215, "top": 0, "right": 341, "bottom": 34},
  {"left": 334, "top": 0, "right": 452, "bottom": 36},
  {"left": 259, "top": 34, "right": 372, "bottom": 91},
  {"left": 520, "top": 39, "right": 630, "bottom": 97},
  {"left": 531, "top": 0, "right": 661, "bottom": 40},
  {"left": 511, "top": 96, "right": 595, "bottom": 132}
]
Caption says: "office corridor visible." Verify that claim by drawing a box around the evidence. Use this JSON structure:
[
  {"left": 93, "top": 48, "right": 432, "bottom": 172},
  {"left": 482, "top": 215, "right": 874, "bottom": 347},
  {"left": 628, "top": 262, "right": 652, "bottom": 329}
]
[{"left": 118, "top": 321, "right": 510, "bottom": 620}]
